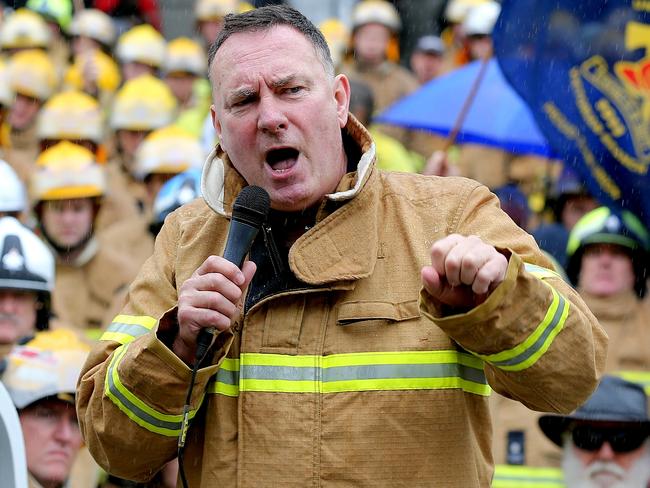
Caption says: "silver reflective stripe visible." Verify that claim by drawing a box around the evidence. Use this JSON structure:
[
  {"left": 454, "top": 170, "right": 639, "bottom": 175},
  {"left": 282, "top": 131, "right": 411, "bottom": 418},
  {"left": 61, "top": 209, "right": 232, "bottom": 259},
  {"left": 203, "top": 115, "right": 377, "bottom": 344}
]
[
  {"left": 106, "top": 322, "right": 152, "bottom": 338},
  {"left": 216, "top": 367, "right": 239, "bottom": 385},
  {"left": 240, "top": 363, "right": 486, "bottom": 385},
  {"left": 490, "top": 293, "right": 567, "bottom": 368}
]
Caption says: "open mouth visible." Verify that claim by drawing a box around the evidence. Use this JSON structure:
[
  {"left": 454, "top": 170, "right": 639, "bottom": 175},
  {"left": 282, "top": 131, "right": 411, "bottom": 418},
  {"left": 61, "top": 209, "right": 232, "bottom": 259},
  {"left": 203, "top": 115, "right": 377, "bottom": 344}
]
[{"left": 266, "top": 147, "right": 299, "bottom": 171}]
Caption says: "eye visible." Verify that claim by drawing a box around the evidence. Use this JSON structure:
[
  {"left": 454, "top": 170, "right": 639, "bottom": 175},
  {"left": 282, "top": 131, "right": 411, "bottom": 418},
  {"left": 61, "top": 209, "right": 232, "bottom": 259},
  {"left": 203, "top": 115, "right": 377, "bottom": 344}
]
[{"left": 285, "top": 86, "right": 303, "bottom": 95}]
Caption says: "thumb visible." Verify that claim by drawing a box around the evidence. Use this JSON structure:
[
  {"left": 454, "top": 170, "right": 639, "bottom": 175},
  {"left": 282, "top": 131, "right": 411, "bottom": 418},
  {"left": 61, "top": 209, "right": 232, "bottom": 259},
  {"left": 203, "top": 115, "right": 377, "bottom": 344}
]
[
  {"left": 421, "top": 266, "right": 443, "bottom": 298},
  {"left": 240, "top": 260, "right": 257, "bottom": 288}
]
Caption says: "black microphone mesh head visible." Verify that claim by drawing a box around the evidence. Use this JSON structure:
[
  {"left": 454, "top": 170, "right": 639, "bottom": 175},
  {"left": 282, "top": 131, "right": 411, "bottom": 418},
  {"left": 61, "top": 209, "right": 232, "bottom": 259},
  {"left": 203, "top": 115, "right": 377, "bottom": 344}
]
[{"left": 232, "top": 185, "right": 271, "bottom": 228}]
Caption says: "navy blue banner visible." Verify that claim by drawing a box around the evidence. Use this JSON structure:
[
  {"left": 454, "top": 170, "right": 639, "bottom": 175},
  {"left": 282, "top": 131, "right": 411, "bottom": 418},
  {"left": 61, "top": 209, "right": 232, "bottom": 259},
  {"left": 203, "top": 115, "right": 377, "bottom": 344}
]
[{"left": 494, "top": 0, "right": 650, "bottom": 226}]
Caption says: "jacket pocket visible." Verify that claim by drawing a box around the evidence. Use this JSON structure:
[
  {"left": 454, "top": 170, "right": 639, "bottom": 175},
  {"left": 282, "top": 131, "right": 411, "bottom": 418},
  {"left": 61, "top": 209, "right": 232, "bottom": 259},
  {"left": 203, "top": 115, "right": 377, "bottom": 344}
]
[{"left": 337, "top": 299, "right": 420, "bottom": 326}]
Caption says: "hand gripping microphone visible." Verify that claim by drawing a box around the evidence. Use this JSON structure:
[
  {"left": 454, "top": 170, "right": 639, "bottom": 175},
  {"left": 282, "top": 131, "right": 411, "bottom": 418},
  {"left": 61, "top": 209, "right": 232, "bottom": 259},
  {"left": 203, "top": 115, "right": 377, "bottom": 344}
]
[{"left": 194, "top": 185, "right": 271, "bottom": 362}]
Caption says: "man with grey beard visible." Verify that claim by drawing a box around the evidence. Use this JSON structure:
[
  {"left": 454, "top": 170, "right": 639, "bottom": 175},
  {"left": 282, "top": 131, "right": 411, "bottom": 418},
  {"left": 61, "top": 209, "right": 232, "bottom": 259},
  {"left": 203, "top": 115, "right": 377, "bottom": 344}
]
[{"left": 539, "top": 376, "right": 650, "bottom": 488}]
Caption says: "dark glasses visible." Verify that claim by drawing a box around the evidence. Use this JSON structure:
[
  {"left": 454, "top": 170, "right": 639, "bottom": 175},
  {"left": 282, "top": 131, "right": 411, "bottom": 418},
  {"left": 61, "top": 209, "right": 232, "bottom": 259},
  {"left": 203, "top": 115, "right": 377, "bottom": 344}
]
[{"left": 571, "top": 425, "right": 649, "bottom": 453}]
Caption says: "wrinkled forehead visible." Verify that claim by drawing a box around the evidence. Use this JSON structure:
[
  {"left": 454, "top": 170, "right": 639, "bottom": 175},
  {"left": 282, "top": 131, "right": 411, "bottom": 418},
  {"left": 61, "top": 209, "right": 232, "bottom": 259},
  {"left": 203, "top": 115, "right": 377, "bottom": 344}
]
[{"left": 210, "top": 25, "right": 324, "bottom": 89}]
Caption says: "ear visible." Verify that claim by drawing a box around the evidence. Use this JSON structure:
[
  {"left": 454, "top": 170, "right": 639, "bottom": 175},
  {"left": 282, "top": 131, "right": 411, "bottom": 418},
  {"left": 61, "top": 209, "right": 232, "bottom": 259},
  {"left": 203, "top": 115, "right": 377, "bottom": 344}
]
[
  {"left": 210, "top": 104, "right": 226, "bottom": 151},
  {"left": 333, "top": 74, "right": 350, "bottom": 128}
]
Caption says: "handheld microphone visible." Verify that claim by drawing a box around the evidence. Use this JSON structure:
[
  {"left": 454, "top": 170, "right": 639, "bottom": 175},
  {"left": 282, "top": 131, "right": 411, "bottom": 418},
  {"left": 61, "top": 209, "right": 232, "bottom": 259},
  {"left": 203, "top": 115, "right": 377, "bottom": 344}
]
[{"left": 194, "top": 185, "right": 271, "bottom": 362}]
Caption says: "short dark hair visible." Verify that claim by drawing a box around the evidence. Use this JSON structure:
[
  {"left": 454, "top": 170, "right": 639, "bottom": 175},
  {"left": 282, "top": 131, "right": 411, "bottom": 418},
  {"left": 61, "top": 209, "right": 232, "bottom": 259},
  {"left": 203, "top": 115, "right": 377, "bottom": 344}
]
[{"left": 207, "top": 5, "right": 334, "bottom": 79}]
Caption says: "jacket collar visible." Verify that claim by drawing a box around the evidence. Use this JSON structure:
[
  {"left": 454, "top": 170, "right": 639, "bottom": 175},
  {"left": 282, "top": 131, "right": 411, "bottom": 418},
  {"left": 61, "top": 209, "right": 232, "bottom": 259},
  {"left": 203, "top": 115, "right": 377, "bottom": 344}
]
[{"left": 201, "top": 115, "right": 379, "bottom": 285}]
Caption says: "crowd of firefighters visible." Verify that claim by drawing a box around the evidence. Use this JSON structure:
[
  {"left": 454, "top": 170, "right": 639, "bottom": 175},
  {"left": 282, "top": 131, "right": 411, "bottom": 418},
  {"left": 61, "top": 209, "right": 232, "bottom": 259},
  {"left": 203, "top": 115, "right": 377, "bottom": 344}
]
[{"left": 0, "top": 0, "right": 648, "bottom": 487}]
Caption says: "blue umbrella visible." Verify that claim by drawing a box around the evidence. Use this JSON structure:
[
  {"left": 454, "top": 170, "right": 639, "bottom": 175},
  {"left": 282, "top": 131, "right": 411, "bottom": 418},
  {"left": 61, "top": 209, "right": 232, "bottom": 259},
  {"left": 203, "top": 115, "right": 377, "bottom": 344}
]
[{"left": 375, "top": 59, "right": 553, "bottom": 157}]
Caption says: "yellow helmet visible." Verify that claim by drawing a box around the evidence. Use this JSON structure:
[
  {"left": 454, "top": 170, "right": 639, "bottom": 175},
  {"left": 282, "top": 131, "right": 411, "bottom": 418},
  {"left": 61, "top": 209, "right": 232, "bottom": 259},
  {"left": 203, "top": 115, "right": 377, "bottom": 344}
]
[
  {"left": 31, "top": 141, "right": 105, "bottom": 201},
  {"left": 238, "top": 2, "right": 254, "bottom": 13},
  {"left": 63, "top": 49, "right": 121, "bottom": 94},
  {"left": 195, "top": 0, "right": 238, "bottom": 21},
  {"left": 8, "top": 49, "right": 57, "bottom": 101},
  {"left": 69, "top": 8, "right": 116, "bottom": 47},
  {"left": 134, "top": 125, "right": 204, "bottom": 181},
  {"left": 0, "top": 58, "right": 14, "bottom": 107},
  {"left": 318, "top": 18, "right": 350, "bottom": 68},
  {"left": 110, "top": 74, "right": 177, "bottom": 131},
  {"left": 116, "top": 24, "right": 166, "bottom": 68},
  {"left": 164, "top": 37, "right": 207, "bottom": 76},
  {"left": 352, "top": 1, "right": 401, "bottom": 32},
  {"left": 3, "top": 329, "right": 90, "bottom": 409},
  {"left": 37, "top": 91, "right": 104, "bottom": 143},
  {"left": 0, "top": 8, "right": 51, "bottom": 50}
]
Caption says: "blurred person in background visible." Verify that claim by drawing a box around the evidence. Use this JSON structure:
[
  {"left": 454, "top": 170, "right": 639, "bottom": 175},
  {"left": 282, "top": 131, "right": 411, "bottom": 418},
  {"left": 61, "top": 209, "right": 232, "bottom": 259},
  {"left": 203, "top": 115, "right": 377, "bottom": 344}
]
[
  {"left": 348, "top": 78, "right": 422, "bottom": 173},
  {"left": 461, "top": 1, "right": 501, "bottom": 62},
  {"left": 492, "top": 206, "right": 650, "bottom": 474},
  {"left": 100, "top": 125, "right": 205, "bottom": 272},
  {"left": 0, "top": 8, "right": 51, "bottom": 56},
  {"left": 318, "top": 17, "right": 351, "bottom": 72},
  {"left": 68, "top": 8, "right": 116, "bottom": 58},
  {"left": 0, "top": 216, "right": 54, "bottom": 365},
  {"left": 194, "top": 0, "right": 240, "bottom": 47},
  {"left": 30, "top": 142, "right": 137, "bottom": 338},
  {"left": 107, "top": 74, "right": 178, "bottom": 219},
  {"left": 409, "top": 34, "right": 447, "bottom": 85},
  {"left": 533, "top": 166, "right": 599, "bottom": 270},
  {"left": 342, "top": 0, "right": 444, "bottom": 161},
  {"left": 115, "top": 24, "right": 166, "bottom": 82},
  {"left": 34, "top": 90, "right": 140, "bottom": 234},
  {"left": 65, "top": 9, "right": 121, "bottom": 105},
  {"left": 0, "top": 161, "right": 28, "bottom": 221},
  {"left": 439, "top": 0, "right": 489, "bottom": 70},
  {"left": 539, "top": 376, "right": 650, "bottom": 488},
  {"left": 4, "top": 49, "right": 58, "bottom": 183},
  {"left": 2, "top": 329, "right": 97, "bottom": 488},
  {"left": 0, "top": 59, "right": 13, "bottom": 152},
  {"left": 164, "top": 37, "right": 212, "bottom": 138},
  {"left": 342, "top": 0, "right": 418, "bottom": 115},
  {"left": 566, "top": 207, "right": 650, "bottom": 373},
  {"left": 148, "top": 168, "right": 203, "bottom": 238},
  {"left": 25, "top": 0, "right": 73, "bottom": 72}
]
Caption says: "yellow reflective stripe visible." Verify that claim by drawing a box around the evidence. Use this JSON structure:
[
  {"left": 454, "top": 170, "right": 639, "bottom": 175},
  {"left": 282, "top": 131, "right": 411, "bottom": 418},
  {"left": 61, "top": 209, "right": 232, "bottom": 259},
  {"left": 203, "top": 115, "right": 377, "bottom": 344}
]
[
  {"left": 524, "top": 263, "right": 562, "bottom": 280},
  {"left": 207, "top": 350, "right": 491, "bottom": 397},
  {"left": 471, "top": 284, "right": 569, "bottom": 371},
  {"left": 613, "top": 370, "right": 650, "bottom": 395},
  {"left": 105, "top": 344, "right": 201, "bottom": 436},
  {"left": 100, "top": 314, "right": 157, "bottom": 344},
  {"left": 493, "top": 465, "right": 565, "bottom": 487}
]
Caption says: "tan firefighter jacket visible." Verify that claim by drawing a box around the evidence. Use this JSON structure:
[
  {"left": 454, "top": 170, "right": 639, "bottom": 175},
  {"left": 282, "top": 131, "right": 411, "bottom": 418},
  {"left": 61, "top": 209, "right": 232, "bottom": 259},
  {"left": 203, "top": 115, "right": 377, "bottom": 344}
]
[{"left": 77, "top": 117, "right": 607, "bottom": 487}]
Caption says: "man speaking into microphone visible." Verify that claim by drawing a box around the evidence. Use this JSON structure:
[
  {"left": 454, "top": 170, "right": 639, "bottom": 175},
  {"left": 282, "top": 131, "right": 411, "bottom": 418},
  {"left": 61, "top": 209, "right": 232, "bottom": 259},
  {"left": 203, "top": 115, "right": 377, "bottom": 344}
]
[{"left": 77, "top": 6, "right": 607, "bottom": 487}]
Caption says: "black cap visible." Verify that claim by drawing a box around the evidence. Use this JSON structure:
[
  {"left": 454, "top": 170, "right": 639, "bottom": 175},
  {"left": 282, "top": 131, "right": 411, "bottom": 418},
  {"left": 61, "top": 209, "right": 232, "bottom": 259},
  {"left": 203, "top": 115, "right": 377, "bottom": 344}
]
[
  {"left": 539, "top": 376, "right": 650, "bottom": 447},
  {"left": 414, "top": 35, "right": 445, "bottom": 55}
]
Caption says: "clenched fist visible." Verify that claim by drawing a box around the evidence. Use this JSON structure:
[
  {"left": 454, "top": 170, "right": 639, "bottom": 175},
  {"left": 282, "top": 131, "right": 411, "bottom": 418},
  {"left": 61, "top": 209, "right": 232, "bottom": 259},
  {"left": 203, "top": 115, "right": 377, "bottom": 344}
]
[{"left": 421, "top": 234, "right": 508, "bottom": 310}]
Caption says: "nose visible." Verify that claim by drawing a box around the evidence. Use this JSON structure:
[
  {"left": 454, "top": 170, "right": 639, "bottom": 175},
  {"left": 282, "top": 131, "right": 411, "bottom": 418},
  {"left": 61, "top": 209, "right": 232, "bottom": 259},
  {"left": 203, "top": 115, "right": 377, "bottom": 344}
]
[
  {"left": 257, "top": 94, "right": 288, "bottom": 134},
  {"left": 53, "top": 414, "right": 81, "bottom": 448},
  {"left": 594, "top": 441, "right": 616, "bottom": 461}
]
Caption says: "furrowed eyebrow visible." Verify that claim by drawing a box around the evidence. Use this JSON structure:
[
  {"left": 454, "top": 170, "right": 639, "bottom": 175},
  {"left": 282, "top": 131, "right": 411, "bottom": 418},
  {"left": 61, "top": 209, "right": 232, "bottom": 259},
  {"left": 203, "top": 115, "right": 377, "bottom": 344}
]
[{"left": 227, "top": 87, "right": 257, "bottom": 106}]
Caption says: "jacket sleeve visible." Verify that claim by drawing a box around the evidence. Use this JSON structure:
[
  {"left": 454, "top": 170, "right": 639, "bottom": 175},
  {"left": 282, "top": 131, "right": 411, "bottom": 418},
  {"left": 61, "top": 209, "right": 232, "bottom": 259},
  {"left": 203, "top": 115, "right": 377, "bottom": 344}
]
[
  {"left": 419, "top": 183, "right": 608, "bottom": 414},
  {"left": 76, "top": 209, "right": 233, "bottom": 482}
]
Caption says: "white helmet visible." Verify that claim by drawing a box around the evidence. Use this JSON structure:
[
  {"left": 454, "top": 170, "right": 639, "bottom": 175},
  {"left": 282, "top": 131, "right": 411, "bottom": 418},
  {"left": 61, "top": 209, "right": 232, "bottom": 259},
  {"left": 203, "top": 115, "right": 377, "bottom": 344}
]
[
  {"left": 0, "top": 161, "right": 27, "bottom": 214},
  {"left": 463, "top": 1, "right": 501, "bottom": 36},
  {"left": 0, "top": 216, "right": 54, "bottom": 294},
  {"left": 352, "top": 1, "right": 401, "bottom": 32},
  {"left": 69, "top": 8, "right": 116, "bottom": 47}
]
